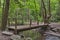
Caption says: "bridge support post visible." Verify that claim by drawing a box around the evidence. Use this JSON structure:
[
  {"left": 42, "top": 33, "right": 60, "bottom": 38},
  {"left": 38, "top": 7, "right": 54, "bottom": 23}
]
[
  {"left": 39, "top": 25, "right": 49, "bottom": 40},
  {"left": 40, "top": 33, "right": 45, "bottom": 40},
  {"left": 14, "top": 18, "right": 17, "bottom": 34},
  {"left": 30, "top": 19, "right": 32, "bottom": 27}
]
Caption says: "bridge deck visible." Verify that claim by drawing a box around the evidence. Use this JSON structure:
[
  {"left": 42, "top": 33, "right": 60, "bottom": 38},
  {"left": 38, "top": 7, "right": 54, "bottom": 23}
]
[
  {"left": 8, "top": 24, "right": 48, "bottom": 31},
  {"left": 8, "top": 23, "right": 60, "bottom": 31}
]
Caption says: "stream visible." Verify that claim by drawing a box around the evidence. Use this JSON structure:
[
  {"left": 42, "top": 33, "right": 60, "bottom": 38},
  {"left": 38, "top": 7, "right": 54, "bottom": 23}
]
[{"left": 45, "top": 34, "right": 60, "bottom": 40}]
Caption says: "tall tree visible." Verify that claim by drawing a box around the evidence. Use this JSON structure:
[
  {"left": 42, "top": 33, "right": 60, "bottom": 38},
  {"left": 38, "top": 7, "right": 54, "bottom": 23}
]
[
  {"left": 41, "top": 0, "right": 47, "bottom": 24},
  {"left": 1, "top": 0, "right": 10, "bottom": 30},
  {"left": 40, "top": 0, "right": 47, "bottom": 40}
]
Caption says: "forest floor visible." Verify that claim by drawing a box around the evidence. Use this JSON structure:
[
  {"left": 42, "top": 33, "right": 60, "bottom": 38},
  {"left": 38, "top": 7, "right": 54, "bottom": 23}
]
[{"left": 0, "top": 31, "right": 10, "bottom": 40}]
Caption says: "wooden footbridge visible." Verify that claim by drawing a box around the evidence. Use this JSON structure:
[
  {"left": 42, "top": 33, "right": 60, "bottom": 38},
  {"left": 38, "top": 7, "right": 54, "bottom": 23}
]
[
  {"left": 8, "top": 23, "right": 60, "bottom": 33},
  {"left": 8, "top": 24, "right": 48, "bottom": 33}
]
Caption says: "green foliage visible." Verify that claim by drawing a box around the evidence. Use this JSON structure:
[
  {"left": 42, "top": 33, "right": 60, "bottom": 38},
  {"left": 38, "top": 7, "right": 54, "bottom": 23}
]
[
  {"left": 50, "top": 0, "right": 60, "bottom": 22},
  {"left": 0, "top": 0, "right": 60, "bottom": 24}
]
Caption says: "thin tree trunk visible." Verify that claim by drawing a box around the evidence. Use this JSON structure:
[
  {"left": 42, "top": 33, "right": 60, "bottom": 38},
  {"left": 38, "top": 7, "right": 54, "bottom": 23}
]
[
  {"left": 0, "top": 0, "right": 1, "bottom": 8},
  {"left": 27, "top": 1, "right": 32, "bottom": 26},
  {"left": 34, "top": 0, "right": 39, "bottom": 25},
  {"left": 48, "top": 0, "right": 51, "bottom": 17},
  {"left": 28, "top": 9, "right": 32, "bottom": 27},
  {"left": 21, "top": 9, "right": 24, "bottom": 25},
  {"left": 1, "top": 0, "right": 10, "bottom": 30},
  {"left": 47, "top": 0, "right": 51, "bottom": 24}
]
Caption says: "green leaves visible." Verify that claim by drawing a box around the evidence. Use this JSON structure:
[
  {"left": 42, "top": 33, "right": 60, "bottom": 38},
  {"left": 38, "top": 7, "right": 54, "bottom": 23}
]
[{"left": 25, "top": 0, "right": 40, "bottom": 11}]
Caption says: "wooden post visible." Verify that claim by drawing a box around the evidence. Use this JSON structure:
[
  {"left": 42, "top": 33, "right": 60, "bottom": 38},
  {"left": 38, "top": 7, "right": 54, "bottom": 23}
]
[
  {"left": 14, "top": 18, "right": 17, "bottom": 34},
  {"left": 40, "top": 33, "right": 45, "bottom": 40},
  {"left": 21, "top": 8, "right": 24, "bottom": 25},
  {"left": 30, "top": 19, "right": 32, "bottom": 27},
  {"left": 37, "top": 20, "right": 39, "bottom": 25},
  {"left": 39, "top": 26, "right": 47, "bottom": 40}
]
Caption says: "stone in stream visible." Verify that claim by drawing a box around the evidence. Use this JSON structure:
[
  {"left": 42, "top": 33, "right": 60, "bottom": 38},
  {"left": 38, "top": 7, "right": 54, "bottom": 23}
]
[
  {"left": 26, "top": 37, "right": 32, "bottom": 40},
  {"left": 10, "top": 34, "right": 25, "bottom": 40},
  {"left": 10, "top": 34, "right": 32, "bottom": 40},
  {"left": 10, "top": 35, "right": 21, "bottom": 40},
  {"left": 2, "top": 31, "right": 13, "bottom": 36}
]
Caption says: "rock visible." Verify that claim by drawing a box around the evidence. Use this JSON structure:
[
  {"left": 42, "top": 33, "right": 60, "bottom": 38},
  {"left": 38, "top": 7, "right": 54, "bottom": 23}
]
[
  {"left": 10, "top": 35, "right": 21, "bottom": 40},
  {"left": 26, "top": 37, "right": 32, "bottom": 40},
  {"left": 10, "top": 34, "right": 25, "bottom": 40},
  {"left": 2, "top": 31, "right": 13, "bottom": 36}
]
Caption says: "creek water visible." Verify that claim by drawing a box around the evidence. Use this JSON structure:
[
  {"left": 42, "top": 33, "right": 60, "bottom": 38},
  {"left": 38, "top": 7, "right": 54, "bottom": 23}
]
[{"left": 45, "top": 34, "right": 60, "bottom": 40}]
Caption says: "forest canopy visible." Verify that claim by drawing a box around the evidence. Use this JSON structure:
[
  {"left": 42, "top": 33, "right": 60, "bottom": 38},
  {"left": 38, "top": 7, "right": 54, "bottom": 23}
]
[{"left": 0, "top": 0, "right": 60, "bottom": 23}]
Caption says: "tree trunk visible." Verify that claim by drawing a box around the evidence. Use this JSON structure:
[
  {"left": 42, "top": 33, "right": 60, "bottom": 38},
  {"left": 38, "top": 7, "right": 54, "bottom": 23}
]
[
  {"left": 48, "top": 0, "right": 51, "bottom": 17},
  {"left": 41, "top": 0, "right": 48, "bottom": 24},
  {"left": 29, "top": 10, "right": 32, "bottom": 27},
  {"left": 1, "top": 0, "right": 10, "bottom": 30},
  {"left": 47, "top": 0, "right": 51, "bottom": 24},
  {"left": 40, "top": 0, "right": 47, "bottom": 40},
  {"left": 34, "top": 0, "right": 39, "bottom": 25}
]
